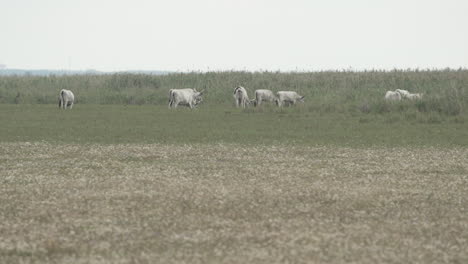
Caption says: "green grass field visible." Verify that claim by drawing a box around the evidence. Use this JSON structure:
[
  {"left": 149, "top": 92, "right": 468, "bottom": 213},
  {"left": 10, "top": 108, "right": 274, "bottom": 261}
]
[
  {"left": 1, "top": 71, "right": 468, "bottom": 263},
  {"left": 1, "top": 104, "right": 468, "bottom": 147}
]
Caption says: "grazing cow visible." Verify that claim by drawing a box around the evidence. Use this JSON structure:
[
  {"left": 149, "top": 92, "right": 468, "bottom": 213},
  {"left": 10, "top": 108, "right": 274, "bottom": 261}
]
[
  {"left": 384, "top": 91, "right": 402, "bottom": 101},
  {"left": 276, "top": 91, "right": 305, "bottom": 107},
  {"left": 406, "top": 93, "right": 423, "bottom": 100},
  {"left": 395, "top": 89, "right": 423, "bottom": 100},
  {"left": 233, "top": 86, "right": 250, "bottom": 108},
  {"left": 253, "top": 89, "right": 277, "bottom": 106},
  {"left": 395, "top": 89, "right": 410, "bottom": 98},
  {"left": 58, "top": 89, "right": 75, "bottom": 109},
  {"left": 168, "top": 88, "right": 204, "bottom": 108}
]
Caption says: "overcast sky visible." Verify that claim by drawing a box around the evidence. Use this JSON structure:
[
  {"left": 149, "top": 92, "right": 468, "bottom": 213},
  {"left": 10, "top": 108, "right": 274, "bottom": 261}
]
[{"left": 1, "top": 0, "right": 467, "bottom": 72}]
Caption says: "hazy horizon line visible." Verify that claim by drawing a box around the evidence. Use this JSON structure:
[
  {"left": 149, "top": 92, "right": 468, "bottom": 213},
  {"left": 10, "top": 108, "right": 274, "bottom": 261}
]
[{"left": 1, "top": 66, "right": 468, "bottom": 74}]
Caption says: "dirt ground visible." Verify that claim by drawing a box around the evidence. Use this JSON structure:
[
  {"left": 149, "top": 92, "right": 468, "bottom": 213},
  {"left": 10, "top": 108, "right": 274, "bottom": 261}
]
[{"left": 1, "top": 142, "right": 467, "bottom": 263}]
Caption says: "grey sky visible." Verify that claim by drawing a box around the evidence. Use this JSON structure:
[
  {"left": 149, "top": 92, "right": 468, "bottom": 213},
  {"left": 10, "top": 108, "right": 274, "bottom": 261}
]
[{"left": 1, "top": 0, "right": 467, "bottom": 71}]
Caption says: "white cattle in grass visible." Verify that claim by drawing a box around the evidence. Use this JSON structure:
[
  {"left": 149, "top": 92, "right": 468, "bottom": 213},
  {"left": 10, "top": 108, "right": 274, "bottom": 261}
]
[
  {"left": 276, "top": 91, "right": 305, "bottom": 107},
  {"left": 395, "top": 89, "right": 423, "bottom": 100},
  {"left": 168, "top": 88, "right": 204, "bottom": 108},
  {"left": 384, "top": 91, "right": 401, "bottom": 101},
  {"left": 253, "top": 89, "right": 277, "bottom": 106},
  {"left": 395, "top": 89, "right": 410, "bottom": 98},
  {"left": 233, "top": 86, "right": 250, "bottom": 108},
  {"left": 406, "top": 93, "right": 423, "bottom": 100},
  {"left": 58, "top": 89, "right": 75, "bottom": 109}
]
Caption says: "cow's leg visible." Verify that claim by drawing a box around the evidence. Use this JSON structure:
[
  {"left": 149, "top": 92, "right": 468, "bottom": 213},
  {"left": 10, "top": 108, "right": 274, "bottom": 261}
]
[
  {"left": 70, "top": 102, "right": 74, "bottom": 109},
  {"left": 63, "top": 100, "right": 68, "bottom": 109}
]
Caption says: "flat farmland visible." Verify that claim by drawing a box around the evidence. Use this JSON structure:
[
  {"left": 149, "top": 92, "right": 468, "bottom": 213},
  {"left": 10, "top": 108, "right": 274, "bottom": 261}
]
[
  {"left": 1, "top": 103, "right": 468, "bottom": 263},
  {"left": 1, "top": 142, "right": 467, "bottom": 263}
]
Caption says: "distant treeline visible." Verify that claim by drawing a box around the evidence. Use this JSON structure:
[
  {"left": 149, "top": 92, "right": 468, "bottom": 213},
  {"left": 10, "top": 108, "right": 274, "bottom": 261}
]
[{"left": 0, "top": 70, "right": 467, "bottom": 115}]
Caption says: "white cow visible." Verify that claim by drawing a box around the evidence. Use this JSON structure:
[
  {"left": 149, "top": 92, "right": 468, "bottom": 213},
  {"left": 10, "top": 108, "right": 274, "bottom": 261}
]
[
  {"left": 233, "top": 86, "right": 250, "bottom": 108},
  {"left": 395, "top": 89, "right": 410, "bottom": 98},
  {"left": 58, "top": 89, "right": 75, "bottom": 109},
  {"left": 253, "top": 89, "right": 277, "bottom": 107},
  {"left": 406, "top": 93, "right": 423, "bottom": 100},
  {"left": 395, "top": 89, "right": 423, "bottom": 100},
  {"left": 276, "top": 91, "right": 305, "bottom": 107},
  {"left": 168, "top": 88, "right": 204, "bottom": 109},
  {"left": 384, "top": 91, "right": 402, "bottom": 101}
]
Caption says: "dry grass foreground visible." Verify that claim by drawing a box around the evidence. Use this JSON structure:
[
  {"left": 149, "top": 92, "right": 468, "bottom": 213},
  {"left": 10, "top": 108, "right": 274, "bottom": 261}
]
[{"left": 1, "top": 142, "right": 467, "bottom": 263}]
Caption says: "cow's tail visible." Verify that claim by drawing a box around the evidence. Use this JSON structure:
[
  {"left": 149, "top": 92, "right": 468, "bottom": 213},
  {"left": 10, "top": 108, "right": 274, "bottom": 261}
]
[
  {"left": 253, "top": 91, "right": 259, "bottom": 107},
  {"left": 58, "top": 90, "right": 64, "bottom": 108},
  {"left": 168, "top": 89, "right": 173, "bottom": 102},
  {"left": 168, "top": 89, "right": 174, "bottom": 108}
]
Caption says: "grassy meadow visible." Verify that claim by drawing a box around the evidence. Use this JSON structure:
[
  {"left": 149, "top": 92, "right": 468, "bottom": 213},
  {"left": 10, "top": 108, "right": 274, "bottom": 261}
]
[
  {"left": 1, "top": 70, "right": 467, "bottom": 117},
  {"left": 0, "top": 104, "right": 468, "bottom": 147},
  {"left": 1, "top": 70, "right": 468, "bottom": 263}
]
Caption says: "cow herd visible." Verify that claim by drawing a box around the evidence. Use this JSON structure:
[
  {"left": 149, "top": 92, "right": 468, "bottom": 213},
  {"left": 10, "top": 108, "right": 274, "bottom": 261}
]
[
  {"left": 232, "top": 86, "right": 305, "bottom": 108},
  {"left": 164, "top": 86, "right": 306, "bottom": 109},
  {"left": 165, "top": 86, "right": 305, "bottom": 109},
  {"left": 57, "top": 86, "right": 422, "bottom": 110}
]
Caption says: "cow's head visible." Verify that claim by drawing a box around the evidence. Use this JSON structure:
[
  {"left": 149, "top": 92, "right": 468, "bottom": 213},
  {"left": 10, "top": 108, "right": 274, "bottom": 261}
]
[
  {"left": 194, "top": 96, "right": 203, "bottom": 105},
  {"left": 193, "top": 90, "right": 204, "bottom": 105},
  {"left": 250, "top": 99, "right": 257, "bottom": 107},
  {"left": 298, "top": 96, "right": 305, "bottom": 102}
]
